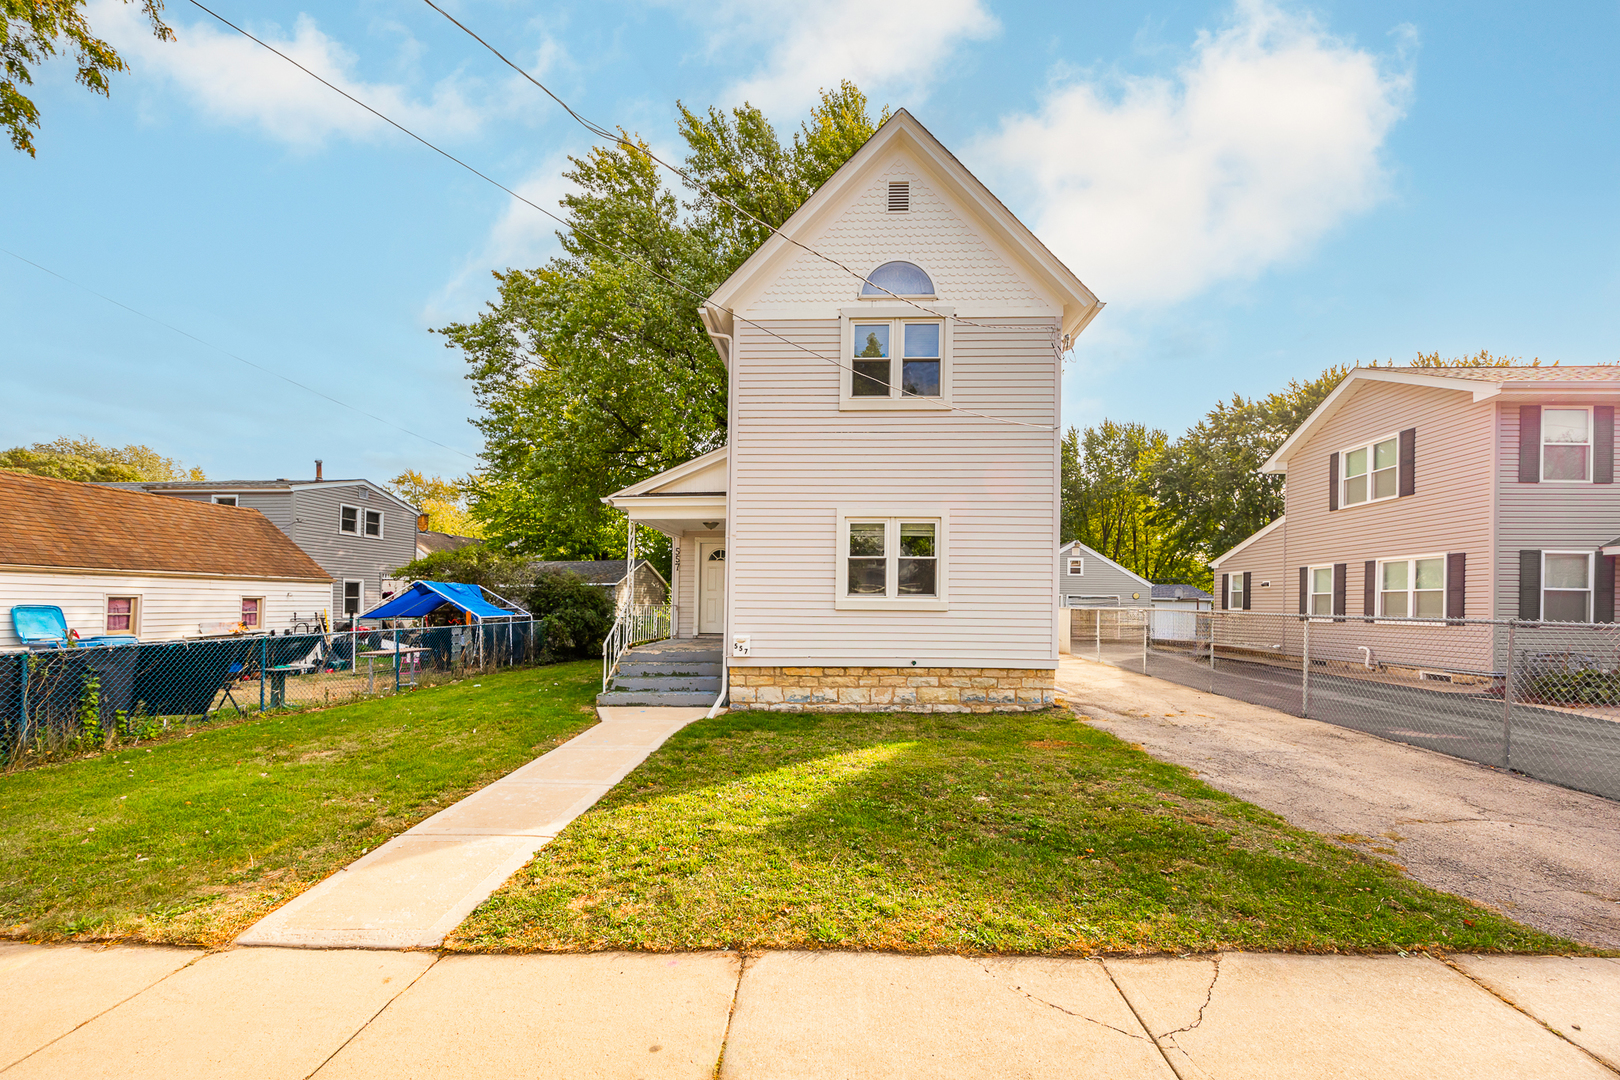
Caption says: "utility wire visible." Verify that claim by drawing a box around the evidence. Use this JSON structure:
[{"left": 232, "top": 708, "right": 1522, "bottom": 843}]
[
  {"left": 418, "top": 0, "right": 1081, "bottom": 340},
  {"left": 0, "top": 245, "right": 479, "bottom": 461},
  {"left": 184, "top": 0, "right": 1057, "bottom": 429}
]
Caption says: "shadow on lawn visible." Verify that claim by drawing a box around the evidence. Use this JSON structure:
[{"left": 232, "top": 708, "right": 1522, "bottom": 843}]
[{"left": 454, "top": 708, "right": 1580, "bottom": 955}]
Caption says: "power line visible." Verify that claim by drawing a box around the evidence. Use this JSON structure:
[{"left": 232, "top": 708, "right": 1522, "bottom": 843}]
[
  {"left": 0, "top": 246, "right": 479, "bottom": 461},
  {"left": 418, "top": 0, "right": 1081, "bottom": 339},
  {"left": 184, "top": 0, "right": 1058, "bottom": 430}
]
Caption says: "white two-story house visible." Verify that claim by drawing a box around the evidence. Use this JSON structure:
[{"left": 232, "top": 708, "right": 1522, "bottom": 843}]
[{"left": 605, "top": 110, "right": 1102, "bottom": 712}]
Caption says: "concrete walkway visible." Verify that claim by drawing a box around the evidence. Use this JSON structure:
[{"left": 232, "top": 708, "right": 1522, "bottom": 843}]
[
  {"left": 0, "top": 944, "right": 1615, "bottom": 1078},
  {"left": 237, "top": 706, "right": 709, "bottom": 949},
  {"left": 1056, "top": 657, "right": 1620, "bottom": 949}
]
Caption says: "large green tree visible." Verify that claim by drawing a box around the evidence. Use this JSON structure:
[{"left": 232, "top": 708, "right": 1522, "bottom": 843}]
[
  {"left": 439, "top": 82, "right": 887, "bottom": 560},
  {"left": 0, "top": 436, "right": 203, "bottom": 482},
  {"left": 3, "top": 0, "right": 172, "bottom": 156}
]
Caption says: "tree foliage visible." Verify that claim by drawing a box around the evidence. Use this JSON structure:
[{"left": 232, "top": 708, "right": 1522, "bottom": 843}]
[
  {"left": 439, "top": 82, "right": 886, "bottom": 558},
  {"left": 525, "top": 571, "right": 614, "bottom": 659},
  {"left": 386, "top": 470, "right": 482, "bottom": 538},
  {"left": 3, "top": 0, "right": 172, "bottom": 157},
  {"left": 0, "top": 436, "right": 204, "bottom": 482}
]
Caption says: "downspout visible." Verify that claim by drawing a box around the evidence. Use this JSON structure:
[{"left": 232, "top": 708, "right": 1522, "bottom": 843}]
[{"left": 705, "top": 315, "right": 734, "bottom": 720}]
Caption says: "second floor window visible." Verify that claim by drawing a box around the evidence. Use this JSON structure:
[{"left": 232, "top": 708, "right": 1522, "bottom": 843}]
[
  {"left": 364, "top": 509, "right": 382, "bottom": 537},
  {"left": 340, "top": 506, "right": 358, "bottom": 534},
  {"left": 1542, "top": 408, "right": 1590, "bottom": 481},
  {"left": 1342, "top": 436, "right": 1398, "bottom": 506},
  {"left": 849, "top": 320, "right": 944, "bottom": 401}
]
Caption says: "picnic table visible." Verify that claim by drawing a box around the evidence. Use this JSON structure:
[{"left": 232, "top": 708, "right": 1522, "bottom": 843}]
[{"left": 264, "top": 664, "right": 304, "bottom": 708}]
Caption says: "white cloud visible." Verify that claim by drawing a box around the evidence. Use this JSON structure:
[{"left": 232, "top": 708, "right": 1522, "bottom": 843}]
[
  {"left": 974, "top": 0, "right": 1412, "bottom": 306},
  {"left": 694, "top": 0, "right": 998, "bottom": 116},
  {"left": 92, "top": 1, "right": 485, "bottom": 147}
]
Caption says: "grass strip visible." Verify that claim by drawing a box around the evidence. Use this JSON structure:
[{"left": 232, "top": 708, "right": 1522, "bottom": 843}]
[
  {"left": 0, "top": 660, "right": 600, "bottom": 945},
  {"left": 451, "top": 707, "right": 1586, "bottom": 955}
]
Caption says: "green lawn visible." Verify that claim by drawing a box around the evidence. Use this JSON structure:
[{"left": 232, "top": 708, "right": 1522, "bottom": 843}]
[
  {"left": 0, "top": 660, "right": 601, "bottom": 945},
  {"left": 450, "top": 707, "right": 1582, "bottom": 956}
]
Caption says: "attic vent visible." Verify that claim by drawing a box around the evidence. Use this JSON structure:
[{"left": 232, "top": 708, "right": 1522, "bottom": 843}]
[{"left": 887, "top": 181, "right": 910, "bottom": 212}]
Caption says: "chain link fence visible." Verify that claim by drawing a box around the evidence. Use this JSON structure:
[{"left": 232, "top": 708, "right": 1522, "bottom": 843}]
[
  {"left": 0, "top": 618, "right": 547, "bottom": 766},
  {"left": 1072, "top": 607, "right": 1620, "bottom": 802}
]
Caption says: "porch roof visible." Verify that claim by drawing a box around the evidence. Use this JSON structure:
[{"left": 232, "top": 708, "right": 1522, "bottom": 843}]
[{"left": 602, "top": 447, "right": 728, "bottom": 535}]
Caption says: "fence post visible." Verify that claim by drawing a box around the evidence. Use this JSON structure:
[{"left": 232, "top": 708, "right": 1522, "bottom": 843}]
[
  {"left": 1503, "top": 620, "right": 1515, "bottom": 770},
  {"left": 259, "top": 635, "right": 267, "bottom": 713},
  {"left": 1141, "top": 613, "right": 1149, "bottom": 673},
  {"left": 1208, "top": 611, "right": 1216, "bottom": 693},
  {"left": 1301, "top": 615, "right": 1311, "bottom": 718},
  {"left": 1095, "top": 612, "right": 1101, "bottom": 660}
]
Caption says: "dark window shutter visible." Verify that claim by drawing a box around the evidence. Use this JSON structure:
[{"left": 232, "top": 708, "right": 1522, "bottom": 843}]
[
  {"left": 1364, "top": 560, "right": 1377, "bottom": 618},
  {"left": 1518, "top": 406, "right": 1541, "bottom": 483},
  {"left": 1398, "top": 428, "right": 1416, "bottom": 497},
  {"left": 1446, "top": 552, "right": 1466, "bottom": 621},
  {"left": 1328, "top": 452, "right": 1339, "bottom": 511},
  {"left": 1332, "top": 563, "right": 1347, "bottom": 617},
  {"left": 1596, "top": 406, "right": 1614, "bottom": 484},
  {"left": 1597, "top": 554, "right": 1616, "bottom": 624},
  {"left": 1519, "top": 550, "right": 1541, "bottom": 620},
  {"left": 1220, "top": 573, "right": 1229, "bottom": 610},
  {"left": 1298, "top": 567, "right": 1308, "bottom": 615},
  {"left": 1242, "top": 572, "right": 1252, "bottom": 610}
]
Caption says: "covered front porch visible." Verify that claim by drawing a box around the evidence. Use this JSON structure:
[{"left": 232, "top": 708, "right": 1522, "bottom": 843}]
[{"left": 604, "top": 446, "right": 729, "bottom": 642}]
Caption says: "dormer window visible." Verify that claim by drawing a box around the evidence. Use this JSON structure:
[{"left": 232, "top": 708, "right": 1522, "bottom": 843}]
[{"left": 861, "top": 261, "right": 933, "bottom": 298}]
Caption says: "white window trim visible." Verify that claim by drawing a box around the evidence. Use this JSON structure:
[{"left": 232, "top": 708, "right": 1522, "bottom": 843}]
[
  {"left": 835, "top": 508, "right": 949, "bottom": 611},
  {"left": 341, "top": 579, "right": 365, "bottom": 616},
  {"left": 1540, "top": 405, "right": 1594, "bottom": 484},
  {"left": 339, "top": 504, "right": 360, "bottom": 535},
  {"left": 240, "top": 596, "right": 265, "bottom": 630},
  {"left": 1338, "top": 432, "right": 1402, "bottom": 509},
  {"left": 1228, "top": 574, "right": 1245, "bottom": 610},
  {"left": 211, "top": 494, "right": 238, "bottom": 506},
  {"left": 1306, "top": 564, "right": 1336, "bottom": 618},
  {"left": 839, "top": 306, "right": 954, "bottom": 412},
  {"left": 1541, "top": 550, "right": 1593, "bottom": 622},
  {"left": 363, "top": 508, "right": 385, "bottom": 539},
  {"left": 104, "top": 594, "right": 141, "bottom": 637},
  {"left": 1375, "top": 553, "right": 1448, "bottom": 622},
  {"left": 1066, "top": 557, "right": 1084, "bottom": 576}
]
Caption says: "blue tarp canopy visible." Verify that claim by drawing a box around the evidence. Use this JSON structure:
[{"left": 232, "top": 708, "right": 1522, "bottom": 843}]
[{"left": 359, "top": 581, "right": 524, "bottom": 621}]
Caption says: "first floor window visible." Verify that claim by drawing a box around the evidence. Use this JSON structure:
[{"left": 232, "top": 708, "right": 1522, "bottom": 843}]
[
  {"left": 340, "top": 505, "right": 359, "bottom": 534},
  {"left": 106, "top": 596, "right": 136, "bottom": 634},
  {"left": 844, "top": 518, "right": 942, "bottom": 599},
  {"left": 1309, "top": 567, "right": 1334, "bottom": 615},
  {"left": 1229, "top": 573, "right": 1245, "bottom": 610},
  {"left": 363, "top": 509, "right": 383, "bottom": 537},
  {"left": 241, "top": 597, "right": 263, "bottom": 629},
  {"left": 1543, "top": 552, "right": 1591, "bottom": 621},
  {"left": 343, "top": 581, "right": 362, "bottom": 616},
  {"left": 1380, "top": 557, "right": 1444, "bottom": 618}
]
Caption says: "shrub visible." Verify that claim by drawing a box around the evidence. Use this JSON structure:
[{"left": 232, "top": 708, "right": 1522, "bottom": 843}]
[{"left": 525, "top": 572, "right": 614, "bottom": 659}]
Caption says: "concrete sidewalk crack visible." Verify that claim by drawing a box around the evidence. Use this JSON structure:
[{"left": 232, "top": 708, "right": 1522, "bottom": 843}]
[
  {"left": 710, "top": 951, "right": 750, "bottom": 1080},
  {"left": 976, "top": 962, "right": 1149, "bottom": 1041},
  {"left": 1161, "top": 956, "right": 1220, "bottom": 1037},
  {"left": 305, "top": 952, "right": 442, "bottom": 1079},
  {"left": 1439, "top": 956, "right": 1620, "bottom": 1076}
]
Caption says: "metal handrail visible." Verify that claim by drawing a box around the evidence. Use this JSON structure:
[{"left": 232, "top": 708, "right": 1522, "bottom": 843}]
[{"left": 601, "top": 604, "right": 672, "bottom": 691}]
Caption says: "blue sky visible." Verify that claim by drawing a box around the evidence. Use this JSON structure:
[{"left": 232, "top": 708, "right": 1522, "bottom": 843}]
[{"left": 3, "top": 0, "right": 1616, "bottom": 484}]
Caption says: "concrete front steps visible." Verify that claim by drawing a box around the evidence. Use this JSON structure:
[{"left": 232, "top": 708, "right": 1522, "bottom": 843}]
[{"left": 597, "top": 637, "right": 724, "bottom": 708}]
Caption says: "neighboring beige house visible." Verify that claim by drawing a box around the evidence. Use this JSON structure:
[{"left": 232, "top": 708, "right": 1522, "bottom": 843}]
[
  {"left": 604, "top": 110, "right": 1103, "bottom": 712},
  {"left": 1, "top": 471, "right": 332, "bottom": 648},
  {"left": 1211, "top": 365, "right": 1620, "bottom": 643}
]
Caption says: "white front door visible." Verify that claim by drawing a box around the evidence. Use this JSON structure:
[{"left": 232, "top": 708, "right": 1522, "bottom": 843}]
[{"left": 698, "top": 541, "right": 726, "bottom": 634}]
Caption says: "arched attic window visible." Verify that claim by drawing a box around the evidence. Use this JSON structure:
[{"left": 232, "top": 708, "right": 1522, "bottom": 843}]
[{"left": 860, "top": 261, "right": 934, "bottom": 298}]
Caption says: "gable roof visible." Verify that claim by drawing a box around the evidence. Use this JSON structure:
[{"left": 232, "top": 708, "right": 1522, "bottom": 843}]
[
  {"left": 702, "top": 109, "right": 1102, "bottom": 348},
  {"left": 1059, "top": 540, "right": 1152, "bottom": 589},
  {"left": 605, "top": 446, "right": 729, "bottom": 500},
  {"left": 1151, "top": 583, "right": 1214, "bottom": 602},
  {"left": 1, "top": 471, "right": 331, "bottom": 581},
  {"left": 1262, "top": 365, "right": 1620, "bottom": 474},
  {"left": 1209, "top": 515, "right": 1285, "bottom": 569},
  {"left": 417, "top": 531, "right": 482, "bottom": 556}
]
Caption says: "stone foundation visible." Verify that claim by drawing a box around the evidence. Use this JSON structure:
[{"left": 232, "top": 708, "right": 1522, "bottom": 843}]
[{"left": 727, "top": 667, "right": 1057, "bottom": 713}]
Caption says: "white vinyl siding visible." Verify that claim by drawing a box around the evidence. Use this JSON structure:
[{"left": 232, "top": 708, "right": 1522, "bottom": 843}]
[
  {"left": 729, "top": 318, "right": 1060, "bottom": 666},
  {"left": 0, "top": 571, "right": 331, "bottom": 649}
]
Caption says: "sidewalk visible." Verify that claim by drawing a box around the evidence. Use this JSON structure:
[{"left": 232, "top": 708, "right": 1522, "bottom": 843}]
[
  {"left": 0, "top": 943, "right": 1614, "bottom": 1078},
  {"left": 1056, "top": 656, "right": 1620, "bottom": 949},
  {"left": 237, "top": 706, "right": 710, "bottom": 949}
]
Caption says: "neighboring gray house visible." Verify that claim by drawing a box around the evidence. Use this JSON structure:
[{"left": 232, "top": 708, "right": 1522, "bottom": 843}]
[
  {"left": 1057, "top": 540, "right": 1152, "bottom": 608},
  {"left": 1150, "top": 583, "right": 1214, "bottom": 611},
  {"left": 416, "top": 530, "right": 481, "bottom": 559},
  {"left": 531, "top": 559, "right": 669, "bottom": 613},
  {"left": 105, "top": 466, "right": 418, "bottom": 623}
]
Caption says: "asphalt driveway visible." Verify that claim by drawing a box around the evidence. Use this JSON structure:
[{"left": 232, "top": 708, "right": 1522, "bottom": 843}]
[{"left": 1056, "top": 657, "right": 1620, "bottom": 949}]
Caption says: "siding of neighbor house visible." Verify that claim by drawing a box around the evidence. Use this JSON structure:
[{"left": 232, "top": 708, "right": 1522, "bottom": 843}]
[
  {"left": 727, "top": 316, "right": 1060, "bottom": 667},
  {"left": 1272, "top": 381, "right": 1495, "bottom": 619},
  {"left": 288, "top": 484, "right": 418, "bottom": 616},
  {"left": 1212, "top": 520, "right": 1289, "bottom": 613},
  {"left": 159, "top": 489, "right": 297, "bottom": 533},
  {"left": 1494, "top": 399, "right": 1620, "bottom": 619},
  {"left": 1057, "top": 542, "right": 1150, "bottom": 607},
  {"left": 672, "top": 532, "right": 724, "bottom": 637}
]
